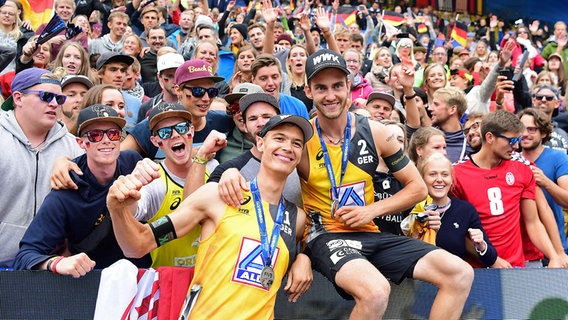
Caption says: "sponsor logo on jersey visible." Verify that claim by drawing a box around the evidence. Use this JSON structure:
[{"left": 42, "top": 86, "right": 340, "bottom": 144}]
[{"left": 232, "top": 237, "right": 280, "bottom": 290}]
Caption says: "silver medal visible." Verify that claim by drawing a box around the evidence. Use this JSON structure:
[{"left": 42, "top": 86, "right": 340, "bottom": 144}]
[
  {"left": 260, "top": 266, "right": 274, "bottom": 289},
  {"left": 331, "top": 199, "right": 339, "bottom": 219}
]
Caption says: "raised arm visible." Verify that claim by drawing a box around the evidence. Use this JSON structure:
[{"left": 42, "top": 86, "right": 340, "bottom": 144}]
[{"left": 184, "top": 130, "right": 227, "bottom": 197}]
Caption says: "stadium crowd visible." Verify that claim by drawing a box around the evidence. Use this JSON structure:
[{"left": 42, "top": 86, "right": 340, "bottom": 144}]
[{"left": 1, "top": 0, "right": 568, "bottom": 317}]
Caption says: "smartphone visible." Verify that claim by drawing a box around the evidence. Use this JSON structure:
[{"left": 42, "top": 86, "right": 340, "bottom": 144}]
[
  {"left": 357, "top": 5, "right": 365, "bottom": 12},
  {"left": 498, "top": 67, "right": 514, "bottom": 90}
]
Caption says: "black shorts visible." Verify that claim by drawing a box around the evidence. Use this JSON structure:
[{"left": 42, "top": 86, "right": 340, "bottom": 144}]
[{"left": 305, "top": 232, "right": 438, "bottom": 300}]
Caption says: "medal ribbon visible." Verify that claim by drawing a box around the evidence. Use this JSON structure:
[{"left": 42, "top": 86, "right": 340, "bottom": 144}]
[
  {"left": 315, "top": 113, "right": 351, "bottom": 206},
  {"left": 250, "top": 178, "right": 285, "bottom": 268}
]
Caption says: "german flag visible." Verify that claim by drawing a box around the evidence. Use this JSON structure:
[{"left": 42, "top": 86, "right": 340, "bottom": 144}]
[
  {"left": 415, "top": 23, "right": 428, "bottom": 34},
  {"left": 382, "top": 10, "right": 405, "bottom": 27},
  {"left": 450, "top": 21, "right": 468, "bottom": 47},
  {"left": 20, "top": 0, "right": 55, "bottom": 30}
]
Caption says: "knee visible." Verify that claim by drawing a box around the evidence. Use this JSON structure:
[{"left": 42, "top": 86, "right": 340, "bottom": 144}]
[
  {"left": 354, "top": 282, "right": 391, "bottom": 308},
  {"left": 447, "top": 260, "right": 474, "bottom": 291}
]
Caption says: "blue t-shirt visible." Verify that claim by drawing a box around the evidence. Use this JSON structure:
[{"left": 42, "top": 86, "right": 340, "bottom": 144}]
[
  {"left": 127, "top": 110, "right": 234, "bottom": 159},
  {"left": 535, "top": 147, "right": 568, "bottom": 252}
]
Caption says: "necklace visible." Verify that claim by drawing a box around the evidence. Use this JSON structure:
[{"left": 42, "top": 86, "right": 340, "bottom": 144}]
[{"left": 323, "top": 132, "right": 343, "bottom": 145}]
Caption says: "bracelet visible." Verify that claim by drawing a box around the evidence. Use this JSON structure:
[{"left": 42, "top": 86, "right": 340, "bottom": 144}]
[
  {"left": 50, "top": 256, "right": 64, "bottom": 274},
  {"left": 192, "top": 155, "right": 208, "bottom": 165},
  {"left": 475, "top": 240, "right": 488, "bottom": 256},
  {"left": 45, "top": 256, "right": 58, "bottom": 272},
  {"left": 404, "top": 92, "right": 417, "bottom": 99}
]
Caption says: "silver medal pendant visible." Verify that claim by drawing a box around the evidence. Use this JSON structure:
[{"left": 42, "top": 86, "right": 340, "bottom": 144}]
[
  {"left": 331, "top": 199, "right": 339, "bottom": 219},
  {"left": 260, "top": 266, "right": 274, "bottom": 289}
]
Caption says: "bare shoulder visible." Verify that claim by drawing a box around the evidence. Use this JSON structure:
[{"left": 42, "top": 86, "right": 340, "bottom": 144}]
[{"left": 367, "top": 119, "right": 400, "bottom": 157}]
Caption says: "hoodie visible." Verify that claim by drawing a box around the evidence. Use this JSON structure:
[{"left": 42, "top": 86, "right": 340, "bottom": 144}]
[
  {"left": 0, "top": 110, "right": 83, "bottom": 267},
  {"left": 88, "top": 34, "right": 125, "bottom": 55}
]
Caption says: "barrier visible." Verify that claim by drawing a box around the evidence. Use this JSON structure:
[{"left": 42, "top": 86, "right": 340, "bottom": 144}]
[{"left": 1, "top": 269, "right": 568, "bottom": 319}]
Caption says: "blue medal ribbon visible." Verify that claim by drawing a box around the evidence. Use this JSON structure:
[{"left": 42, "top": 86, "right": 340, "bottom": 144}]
[
  {"left": 315, "top": 113, "right": 352, "bottom": 208},
  {"left": 250, "top": 178, "right": 285, "bottom": 268}
]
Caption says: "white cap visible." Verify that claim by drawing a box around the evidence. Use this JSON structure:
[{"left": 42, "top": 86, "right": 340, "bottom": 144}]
[
  {"left": 195, "top": 14, "right": 214, "bottom": 29},
  {"left": 157, "top": 53, "right": 185, "bottom": 73}
]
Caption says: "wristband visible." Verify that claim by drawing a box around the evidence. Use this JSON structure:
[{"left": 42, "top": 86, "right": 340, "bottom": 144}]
[
  {"left": 475, "top": 240, "right": 488, "bottom": 256},
  {"left": 193, "top": 155, "right": 208, "bottom": 165},
  {"left": 51, "top": 256, "right": 64, "bottom": 274},
  {"left": 149, "top": 215, "right": 177, "bottom": 247},
  {"left": 384, "top": 148, "right": 410, "bottom": 173},
  {"left": 45, "top": 256, "right": 58, "bottom": 272}
]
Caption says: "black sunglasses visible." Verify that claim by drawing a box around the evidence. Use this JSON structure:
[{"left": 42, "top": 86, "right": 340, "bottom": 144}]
[
  {"left": 155, "top": 121, "right": 191, "bottom": 139},
  {"left": 21, "top": 90, "right": 66, "bottom": 105},
  {"left": 463, "top": 121, "right": 481, "bottom": 135},
  {"left": 533, "top": 94, "right": 556, "bottom": 101},
  {"left": 491, "top": 131, "right": 522, "bottom": 146},
  {"left": 182, "top": 86, "right": 219, "bottom": 99},
  {"left": 83, "top": 128, "right": 122, "bottom": 142}
]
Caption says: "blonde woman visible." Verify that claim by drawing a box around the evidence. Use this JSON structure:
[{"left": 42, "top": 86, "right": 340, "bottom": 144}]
[
  {"left": 192, "top": 40, "right": 230, "bottom": 97},
  {"left": 52, "top": 41, "right": 98, "bottom": 85},
  {"left": 0, "top": 0, "right": 32, "bottom": 74},
  {"left": 365, "top": 47, "right": 393, "bottom": 91}
]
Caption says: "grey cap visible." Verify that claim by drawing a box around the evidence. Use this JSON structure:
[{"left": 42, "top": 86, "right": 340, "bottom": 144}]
[
  {"left": 239, "top": 92, "right": 281, "bottom": 117},
  {"left": 366, "top": 91, "right": 396, "bottom": 107},
  {"left": 225, "top": 83, "right": 264, "bottom": 105}
]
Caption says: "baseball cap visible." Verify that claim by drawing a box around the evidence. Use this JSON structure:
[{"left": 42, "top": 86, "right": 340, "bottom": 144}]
[
  {"left": 1, "top": 68, "right": 60, "bottom": 111},
  {"left": 549, "top": 53, "right": 563, "bottom": 62},
  {"left": 175, "top": 60, "right": 224, "bottom": 85},
  {"left": 458, "top": 49, "right": 470, "bottom": 56},
  {"left": 367, "top": 91, "right": 396, "bottom": 107},
  {"left": 239, "top": 92, "right": 281, "bottom": 117},
  {"left": 148, "top": 102, "right": 193, "bottom": 131},
  {"left": 305, "top": 49, "right": 350, "bottom": 81},
  {"left": 259, "top": 114, "right": 314, "bottom": 142},
  {"left": 61, "top": 74, "right": 94, "bottom": 90},
  {"left": 96, "top": 52, "right": 134, "bottom": 71},
  {"left": 195, "top": 14, "right": 214, "bottom": 29},
  {"left": 225, "top": 83, "right": 264, "bottom": 105},
  {"left": 157, "top": 53, "right": 185, "bottom": 73},
  {"left": 76, "top": 104, "right": 126, "bottom": 136}
]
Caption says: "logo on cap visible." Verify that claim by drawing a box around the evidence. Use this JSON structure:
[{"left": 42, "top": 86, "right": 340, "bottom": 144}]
[
  {"left": 188, "top": 64, "right": 213, "bottom": 74},
  {"left": 92, "top": 105, "right": 113, "bottom": 118},
  {"left": 312, "top": 53, "right": 341, "bottom": 65}
]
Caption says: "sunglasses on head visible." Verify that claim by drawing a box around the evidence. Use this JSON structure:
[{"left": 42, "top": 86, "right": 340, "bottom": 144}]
[
  {"left": 226, "top": 102, "right": 241, "bottom": 116},
  {"left": 154, "top": 121, "right": 191, "bottom": 140},
  {"left": 21, "top": 90, "right": 66, "bottom": 105},
  {"left": 533, "top": 94, "right": 556, "bottom": 101},
  {"left": 83, "top": 128, "right": 122, "bottom": 142},
  {"left": 182, "top": 86, "right": 219, "bottom": 99},
  {"left": 491, "top": 131, "right": 522, "bottom": 146}
]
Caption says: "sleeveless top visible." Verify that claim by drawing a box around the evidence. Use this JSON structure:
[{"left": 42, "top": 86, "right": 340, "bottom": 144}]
[
  {"left": 147, "top": 164, "right": 201, "bottom": 267},
  {"left": 188, "top": 190, "right": 298, "bottom": 319},
  {"left": 301, "top": 114, "right": 380, "bottom": 243}
]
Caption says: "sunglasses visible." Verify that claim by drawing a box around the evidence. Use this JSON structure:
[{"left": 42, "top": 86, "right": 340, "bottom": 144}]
[
  {"left": 226, "top": 102, "right": 240, "bottom": 116},
  {"left": 399, "top": 43, "right": 412, "bottom": 49},
  {"left": 21, "top": 90, "right": 66, "bottom": 105},
  {"left": 491, "top": 131, "right": 522, "bottom": 146},
  {"left": 83, "top": 128, "right": 122, "bottom": 142},
  {"left": 154, "top": 121, "right": 191, "bottom": 139},
  {"left": 181, "top": 86, "right": 219, "bottom": 99},
  {"left": 463, "top": 121, "right": 481, "bottom": 135},
  {"left": 533, "top": 94, "right": 556, "bottom": 101}
]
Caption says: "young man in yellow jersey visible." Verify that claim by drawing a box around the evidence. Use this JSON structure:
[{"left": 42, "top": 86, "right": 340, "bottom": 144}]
[
  {"left": 129, "top": 102, "right": 227, "bottom": 267},
  {"left": 107, "top": 112, "right": 314, "bottom": 318}
]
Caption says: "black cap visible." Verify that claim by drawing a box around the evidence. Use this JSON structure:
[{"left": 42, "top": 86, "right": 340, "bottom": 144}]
[
  {"left": 259, "top": 114, "right": 314, "bottom": 142},
  {"left": 61, "top": 74, "right": 94, "bottom": 89},
  {"left": 305, "top": 49, "right": 350, "bottom": 81},
  {"left": 77, "top": 104, "right": 126, "bottom": 135},
  {"left": 148, "top": 102, "right": 193, "bottom": 130},
  {"left": 239, "top": 92, "right": 281, "bottom": 117},
  {"left": 96, "top": 52, "right": 134, "bottom": 70}
]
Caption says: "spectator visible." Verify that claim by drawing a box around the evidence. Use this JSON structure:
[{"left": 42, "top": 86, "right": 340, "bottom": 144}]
[
  {"left": 53, "top": 41, "right": 98, "bottom": 85},
  {"left": 532, "top": 85, "right": 568, "bottom": 153},
  {"left": 409, "top": 152, "right": 498, "bottom": 268},
  {"left": 57, "top": 74, "right": 95, "bottom": 135},
  {"left": 14, "top": 105, "right": 152, "bottom": 275},
  {"left": 452, "top": 110, "right": 562, "bottom": 268},
  {"left": 89, "top": 12, "right": 130, "bottom": 55},
  {"left": 0, "top": 68, "right": 83, "bottom": 267}
]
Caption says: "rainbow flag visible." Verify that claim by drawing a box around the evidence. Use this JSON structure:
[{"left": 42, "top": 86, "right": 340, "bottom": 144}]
[
  {"left": 382, "top": 10, "right": 405, "bottom": 27},
  {"left": 450, "top": 21, "right": 467, "bottom": 47},
  {"left": 21, "top": 0, "right": 55, "bottom": 31}
]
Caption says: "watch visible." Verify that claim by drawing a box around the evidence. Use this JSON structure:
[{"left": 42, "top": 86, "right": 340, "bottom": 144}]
[{"left": 404, "top": 92, "right": 417, "bottom": 99}]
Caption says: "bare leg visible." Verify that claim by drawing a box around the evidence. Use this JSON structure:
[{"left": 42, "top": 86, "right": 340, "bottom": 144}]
[
  {"left": 412, "top": 249, "right": 474, "bottom": 320},
  {"left": 335, "top": 259, "right": 391, "bottom": 320}
]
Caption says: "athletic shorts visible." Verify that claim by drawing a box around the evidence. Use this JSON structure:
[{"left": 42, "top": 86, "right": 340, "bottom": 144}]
[{"left": 305, "top": 232, "right": 438, "bottom": 300}]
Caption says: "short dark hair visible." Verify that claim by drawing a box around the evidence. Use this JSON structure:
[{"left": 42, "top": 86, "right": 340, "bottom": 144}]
[
  {"left": 517, "top": 108, "right": 554, "bottom": 143},
  {"left": 251, "top": 54, "right": 281, "bottom": 77}
]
